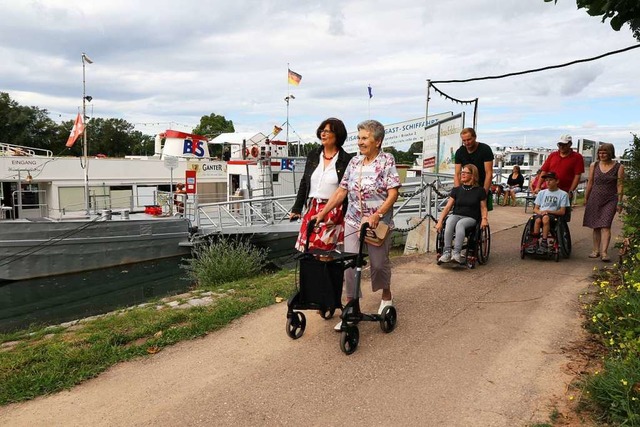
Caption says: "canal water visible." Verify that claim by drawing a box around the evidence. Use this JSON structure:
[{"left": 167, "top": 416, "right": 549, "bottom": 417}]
[{"left": 0, "top": 256, "right": 193, "bottom": 333}]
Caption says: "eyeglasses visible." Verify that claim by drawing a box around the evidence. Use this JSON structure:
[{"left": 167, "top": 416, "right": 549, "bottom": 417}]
[
  {"left": 320, "top": 129, "right": 334, "bottom": 134},
  {"left": 557, "top": 143, "right": 570, "bottom": 147}
]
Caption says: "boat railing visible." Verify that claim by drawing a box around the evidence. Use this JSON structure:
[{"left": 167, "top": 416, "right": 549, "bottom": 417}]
[
  {"left": 191, "top": 194, "right": 297, "bottom": 234},
  {"left": 10, "top": 189, "right": 48, "bottom": 219},
  {"left": 183, "top": 172, "right": 457, "bottom": 250},
  {"left": 0, "top": 142, "right": 53, "bottom": 157},
  {"left": 55, "top": 194, "right": 136, "bottom": 218}
]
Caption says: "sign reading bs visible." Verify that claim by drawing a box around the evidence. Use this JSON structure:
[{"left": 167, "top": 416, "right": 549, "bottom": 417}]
[{"left": 182, "top": 138, "right": 205, "bottom": 157}]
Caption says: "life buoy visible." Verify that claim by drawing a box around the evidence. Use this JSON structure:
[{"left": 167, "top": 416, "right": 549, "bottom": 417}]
[
  {"left": 244, "top": 148, "right": 250, "bottom": 158},
  {"left": 251, "top": 146, "right": 260, "bottom": 158}
]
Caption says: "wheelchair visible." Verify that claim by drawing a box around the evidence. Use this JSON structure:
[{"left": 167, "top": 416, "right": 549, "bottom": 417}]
[
  {"left": 435, "top": 218, "right": 491, "bottom": 269},
  {"left": 520, "top": 213, "right": 571, "bottom": 261}
]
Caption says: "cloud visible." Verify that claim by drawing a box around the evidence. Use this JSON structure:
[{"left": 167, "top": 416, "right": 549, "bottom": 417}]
[{"left": 0, "top": 0, "right": 637, "bottom": 151}]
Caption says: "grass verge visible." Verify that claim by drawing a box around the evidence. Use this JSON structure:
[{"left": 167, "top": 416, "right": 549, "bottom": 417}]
[{"left": 0, "top": 269, "right": 296, "bottom": 406}]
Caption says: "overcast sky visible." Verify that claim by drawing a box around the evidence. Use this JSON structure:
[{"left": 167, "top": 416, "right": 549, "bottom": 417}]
[{"left": 1, "top": 0, "right": 638, "bottom": 154}]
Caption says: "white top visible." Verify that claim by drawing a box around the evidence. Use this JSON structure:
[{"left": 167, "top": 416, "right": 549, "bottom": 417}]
[{"left": 309, "top": 152, "right": 339, "bottom": 200}]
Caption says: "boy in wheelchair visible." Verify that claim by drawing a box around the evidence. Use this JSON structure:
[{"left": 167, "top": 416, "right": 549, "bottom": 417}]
[{"left": 528, "top": 172, "right": 570, "bottom": 254}]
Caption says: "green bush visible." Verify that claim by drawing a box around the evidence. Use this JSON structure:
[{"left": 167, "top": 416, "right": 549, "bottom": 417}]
[
  {"left": 587, "top": 269, "right": 640, "bottom": 359},
  {"left": 183, "top": 238, "right": 269, "bottom": 285},
  {"left": 580, "top": 134, "right": 640, "bottom": 425},
  {"left": 585, "top": 357, "right": 640, "bottom": 426}
]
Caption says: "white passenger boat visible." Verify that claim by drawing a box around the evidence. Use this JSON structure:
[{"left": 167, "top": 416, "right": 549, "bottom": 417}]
[{"left": 0, "top": 129, "right": 303, "bottom": 281}]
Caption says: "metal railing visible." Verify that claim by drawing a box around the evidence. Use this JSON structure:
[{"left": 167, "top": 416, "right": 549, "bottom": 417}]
[
  {"left": 0, "top": 142, "right": 53, "bottom": 157},
  {"left": 191, "top": 194, "right": 297, "bottom": 234},
  {"left": 184, "top": 174, "right": 455, "bottom": 250},
  {"left": 10, "top": 190, "right": 48, "bottom": 218}
]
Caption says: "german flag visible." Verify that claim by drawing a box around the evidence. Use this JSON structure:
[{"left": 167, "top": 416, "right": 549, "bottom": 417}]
[{"left": 288, "top": 69, "right": 302, "bottom": 86}]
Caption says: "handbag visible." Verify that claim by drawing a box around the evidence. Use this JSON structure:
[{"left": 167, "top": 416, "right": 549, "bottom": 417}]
[
  {"left": 358, "top": 160, "right": 390, "bottom": 247},
  {"left": 360, "top": 217, "right": 389, "bottom": 246}
]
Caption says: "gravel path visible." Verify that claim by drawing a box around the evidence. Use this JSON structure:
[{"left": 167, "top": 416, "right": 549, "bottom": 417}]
[{"left": 0, "top": 207, "right": 611, "bottom": 426}]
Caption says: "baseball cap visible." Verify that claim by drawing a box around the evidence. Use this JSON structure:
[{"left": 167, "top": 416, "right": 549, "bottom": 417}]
[
  {"left": 558, "top": 135, "right": 572, "bottom": 144},
  {"left": 542, "top": 171, "right": 558, "bottom": 180}
]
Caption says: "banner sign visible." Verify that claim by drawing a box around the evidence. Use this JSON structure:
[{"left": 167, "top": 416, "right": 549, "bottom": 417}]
[
  {"left": 343, "top": 112, "right": 453, "bottom": 153},
  {"left": 422, "top": 113, "right": 465, "bottom": 174}
]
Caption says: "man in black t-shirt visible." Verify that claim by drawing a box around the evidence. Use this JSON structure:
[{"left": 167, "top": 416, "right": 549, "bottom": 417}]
[{"left": 454, "top": 127, "right": 495, "bottom": 195}]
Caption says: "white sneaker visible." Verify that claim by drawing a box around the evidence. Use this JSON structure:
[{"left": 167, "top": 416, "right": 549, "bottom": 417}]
[
  {"left": 378, "top": 299, "right": 394, "bottom": 315},
  {"left": 438, "top": 251, "right": 451, "bottom": 263},
  {"left": 452, "top": 252, "right": 463, "bottom": 264},
  {"left": 334, "top": 321, "right": 342, "bottom": 331}
]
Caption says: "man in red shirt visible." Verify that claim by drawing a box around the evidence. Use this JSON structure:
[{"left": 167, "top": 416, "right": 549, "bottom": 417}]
[{"left": 535, "top": 135, "right": 584, "bottom": 200}]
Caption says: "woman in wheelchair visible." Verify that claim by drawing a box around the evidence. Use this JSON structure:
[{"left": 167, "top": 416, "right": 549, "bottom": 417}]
[
  {"left": 435, "top": 164, "right": 489, "bottom": 264},
  {"left": 528, "top": 171, "right": 570, "bottom": 254}
]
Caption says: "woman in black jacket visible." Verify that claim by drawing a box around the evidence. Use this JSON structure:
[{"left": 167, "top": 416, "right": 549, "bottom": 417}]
[
  {"left": 502, "top": 165, "right": 525, "bottom": 207},
  {"left": 290, "top": 117, "right": 352, "bottom": 251}
]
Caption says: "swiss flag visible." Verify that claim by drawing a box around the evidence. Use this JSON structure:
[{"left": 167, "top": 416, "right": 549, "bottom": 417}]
[{"left": 66, "top": 113, "right": 85, "bottom": 148}]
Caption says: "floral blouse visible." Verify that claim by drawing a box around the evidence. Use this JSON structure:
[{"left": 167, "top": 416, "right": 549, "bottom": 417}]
[{"left": 339, "top": 151, "right": 401, "bottom": 228}]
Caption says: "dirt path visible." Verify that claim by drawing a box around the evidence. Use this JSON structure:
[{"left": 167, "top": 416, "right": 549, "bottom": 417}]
[{"left": 1, "top": 208, "right": 612, "bottom": 426}]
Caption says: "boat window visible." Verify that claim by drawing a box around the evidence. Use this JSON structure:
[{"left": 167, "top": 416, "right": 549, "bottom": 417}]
[{"left": 509, "top": 154, "right": 524, "bottom": 166}]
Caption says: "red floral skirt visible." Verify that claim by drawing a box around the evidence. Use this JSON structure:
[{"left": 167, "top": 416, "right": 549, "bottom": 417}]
[{"left": 295, "top": 199, "right": 345, "bottom": 252}]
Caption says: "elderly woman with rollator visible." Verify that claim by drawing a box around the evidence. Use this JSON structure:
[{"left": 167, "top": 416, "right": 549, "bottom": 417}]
[{"left": 314, "top": 119, "right": 401, "bottom": 330}]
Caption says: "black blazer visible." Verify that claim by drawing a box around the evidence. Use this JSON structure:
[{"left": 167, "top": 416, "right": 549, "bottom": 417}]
[{"left": 291, "top": 147, "right": 353, "bottom": 215}]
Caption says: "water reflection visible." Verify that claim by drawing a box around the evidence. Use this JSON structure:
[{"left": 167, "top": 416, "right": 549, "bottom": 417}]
[{"left": 0, "top": 256, "right": 193, "bottom": 333}]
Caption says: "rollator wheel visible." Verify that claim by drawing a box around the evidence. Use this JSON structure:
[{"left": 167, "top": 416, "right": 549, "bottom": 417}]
[
  {"left": 379, "top": 306, "right": 397, "bottom": 333},
  {"left": 320, "top": 307, "right": 336, "bottom": 319},
  {"left": 286, "top": 311, "right": 306, "bottom": 339},
  {"left": 340, "top": 326, "right": 359, "bottom": 355}
]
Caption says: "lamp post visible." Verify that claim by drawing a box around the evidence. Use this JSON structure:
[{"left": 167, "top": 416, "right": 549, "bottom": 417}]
[
  {"left": 81, "top": 52, "right": 93, "bottom": 215},
  {"left": 284, "top": 95, "right": 296, "bottom": 156}
]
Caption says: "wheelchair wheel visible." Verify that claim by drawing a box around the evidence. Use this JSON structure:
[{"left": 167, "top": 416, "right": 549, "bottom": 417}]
[
  {"left": 340, "top": 325, "right": 359, "bottom": 355},
  {"left": 435, "top": 229, "right": 444, "bottom": 264},
  {"left": 520, "top": 217, "right": 534, "bottom": 259},
  {"left": 557, "top": 220, "right": 571, "bottom": 258},
  {"left": 477, "top": 225, "right": 491, "bottom": 265},
  {"left": 286, "top": 311, "right": 306, "bottom": 339}
]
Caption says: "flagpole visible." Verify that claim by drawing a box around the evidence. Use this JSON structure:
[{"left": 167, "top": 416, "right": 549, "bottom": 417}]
[
  {"left": 81, "top": 52, "right": 93, "bottom": 215},
  {"left": 286, "top": 63, "right": 290, "bottom": 154}
]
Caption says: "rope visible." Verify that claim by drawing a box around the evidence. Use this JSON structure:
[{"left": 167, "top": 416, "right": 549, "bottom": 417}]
[
  {"left": 430, "top": 84, "right": 478, "bottom": 104},
  {"left": 431, "top": 44, "right": 640, "bottom": 84}
]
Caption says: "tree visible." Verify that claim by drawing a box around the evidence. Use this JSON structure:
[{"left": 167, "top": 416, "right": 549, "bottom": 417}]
[
  {"left": 545, "top": 0, "right": 640, "bottom": 41},
  {"left": 0, "top": 92, "right": 61, "bottom": 151},
  {"left": 84, "top": 118, "right": 146, "bottom": 157},
  {"left": 192, "top": 113, "right": 235, "bottom": 139},
  {"left": 383, "top": 146, "right": 417, "bottom": 165},
  {"left": 192, "top": 113, "right": 236, "bottom": 158}
]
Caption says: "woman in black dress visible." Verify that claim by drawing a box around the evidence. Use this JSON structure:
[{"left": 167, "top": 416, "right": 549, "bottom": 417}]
[{"left": 502, "top": 165, "right": 524, "bottom": 207}]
